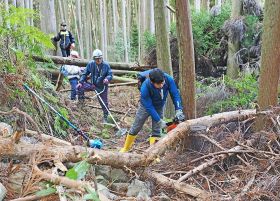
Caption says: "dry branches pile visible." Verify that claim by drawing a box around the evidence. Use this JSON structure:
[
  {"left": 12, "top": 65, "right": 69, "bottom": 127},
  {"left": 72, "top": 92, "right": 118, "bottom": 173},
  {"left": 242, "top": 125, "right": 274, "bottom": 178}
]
[{"left": 151, "top": 107, "right": 280, "bottom": 200}]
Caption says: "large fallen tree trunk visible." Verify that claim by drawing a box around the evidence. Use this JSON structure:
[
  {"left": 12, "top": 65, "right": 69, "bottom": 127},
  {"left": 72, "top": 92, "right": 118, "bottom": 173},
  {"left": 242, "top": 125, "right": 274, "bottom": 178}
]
[
  {"left": 32, "top": 55, "right": 154, "bottom": 71},
  {"left": 38, "top": 68, "right": 137, "bottom": 84},
  {"left": 0, "top": 110, "right": 256, "bottom": 169},
  {"left": 0, "top": 137, "right": 143, "bottom": 168},
  {"left": 143, "top": 109, "right": 256, "bottom": 166}
]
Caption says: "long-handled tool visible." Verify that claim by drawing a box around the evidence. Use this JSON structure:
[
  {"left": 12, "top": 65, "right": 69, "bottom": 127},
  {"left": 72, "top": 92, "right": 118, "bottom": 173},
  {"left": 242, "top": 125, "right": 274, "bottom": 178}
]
[
  {"left": 94, "top": 89, "right": 127, "bottom": 136},
  {"left": 23, "top": 83, "right": 102, "bottom": 148}
]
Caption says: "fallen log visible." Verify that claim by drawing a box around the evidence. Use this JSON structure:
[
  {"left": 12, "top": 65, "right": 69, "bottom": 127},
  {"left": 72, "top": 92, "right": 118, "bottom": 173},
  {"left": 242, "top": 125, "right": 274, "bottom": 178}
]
[
  {"left": 0, "top": 137, "right": 143, "bottom": 168},
  {"left": 0, "top": 110, "right": 256, "bottom": 169},
  {"left": 37, "top": 68, "right": 137, "bottom": 84},
  {"left": 143, "top": 171, "right": 211, "bottom": 200},
  {"left": 32, "top": 55, "right": 153, "bottom": 71},
  {"left": 143, "top": 109, "right": 256, "bottom": 166}
]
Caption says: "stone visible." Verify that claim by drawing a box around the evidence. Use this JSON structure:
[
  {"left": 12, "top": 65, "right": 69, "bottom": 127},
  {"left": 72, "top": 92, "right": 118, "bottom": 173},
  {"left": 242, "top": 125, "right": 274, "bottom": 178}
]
[
  {"left": 95, "top": 165, "right": 111, "bottom": 180},
  {"left": 111, "top": 183, "right": 129, "bottom": 192},
  {"left": 110, "top": 168, "right": 129, "bottom": 183},
  {"left": 136, "top": 191, "right": 151, "bottom": 201},
  {"left": 126, "top": 179, "right": 152, "bottom": 197},
  {"left": 97, "top": 183, "right": 118, "bottom": 200},
  {"left": 0, "top": 122, "right": 13, "bottom": 137},
  {"left": 96, "top": 175, "right": 109, "bottom": 186},
  {"left": 0, "top": 182, "right": 7, "bottom": 201},
  {"left": 158, "top": 192, "right": 171, "bottom": 201}
]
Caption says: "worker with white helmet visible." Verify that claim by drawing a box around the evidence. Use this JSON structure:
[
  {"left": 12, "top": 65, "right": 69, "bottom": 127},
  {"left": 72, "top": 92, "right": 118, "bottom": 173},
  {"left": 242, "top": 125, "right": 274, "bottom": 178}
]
[
  {"left": 77, "top": 49, "right": 113, "bottom": 123},
  {"left": 60, "top": 50, "right": 83, "bottom": 100}
]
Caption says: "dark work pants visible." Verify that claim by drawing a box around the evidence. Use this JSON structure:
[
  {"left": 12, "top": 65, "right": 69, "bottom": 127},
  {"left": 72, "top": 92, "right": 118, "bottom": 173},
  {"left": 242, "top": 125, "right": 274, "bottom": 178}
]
[
  {"left": 61, "top": 48, "right": 71, "bottom": 57},
  {"left": 69, "top": 78, "right": 78, "bottom": 100},
  {"left": 129, "top": 103, "right": 163, "bottom": 137},
  {"left": 78, "top": 82, "right": 109, "bottom": 118}
]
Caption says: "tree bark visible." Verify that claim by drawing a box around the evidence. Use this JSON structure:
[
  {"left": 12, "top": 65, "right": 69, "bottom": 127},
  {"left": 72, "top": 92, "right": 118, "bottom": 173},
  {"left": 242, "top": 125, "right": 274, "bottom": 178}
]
[
  {"left": 226, "top": 0, "right": 243, "bottom": 79},
  {"left": 16, "top": 0, "right": 24, "bottom": 8},
  {"left": 215, "top": 0, "right": 222, "bottom": 7},
  {"left": 256, "top": 0, "right": 280, "bottom": 130},
  {"left": 121, "top": 0, "right": 129, "bottom": 62},
  {"left": 201, "top": 0, "right": 210, "bottom": 11},
  {"left": 39, "top": 0, "right": 57, "bottom": 55},
  {"left": 176, "top": 0, "right": 196, "bottom": 119},
  {"left": 195, "top": 0, "right": 201, "bottom": 12},
  {"left": 112, "top": 0, "right": 118, "bottom": 41},
  {"left": 154, "top": 0, "right": 174, "bottom": 118}
]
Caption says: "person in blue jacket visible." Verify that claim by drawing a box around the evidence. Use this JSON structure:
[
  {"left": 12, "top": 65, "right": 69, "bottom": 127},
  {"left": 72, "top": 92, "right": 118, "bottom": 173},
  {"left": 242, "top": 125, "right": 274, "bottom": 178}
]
[
  {"left": 77, "top": 49, "right": 113, "bottom": 123},
  {"left": 53, "top": 22, "right": 75, "bottom": 57},
  {"left": 120, "top": 68, "right": 185, "bottom": 152}
]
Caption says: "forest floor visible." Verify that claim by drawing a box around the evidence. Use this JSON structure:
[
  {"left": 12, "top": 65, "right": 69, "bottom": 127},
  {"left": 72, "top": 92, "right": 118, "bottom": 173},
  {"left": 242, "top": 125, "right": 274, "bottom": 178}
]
[{"left": 1, "top": 79, "right": 280, "bottom": 201}]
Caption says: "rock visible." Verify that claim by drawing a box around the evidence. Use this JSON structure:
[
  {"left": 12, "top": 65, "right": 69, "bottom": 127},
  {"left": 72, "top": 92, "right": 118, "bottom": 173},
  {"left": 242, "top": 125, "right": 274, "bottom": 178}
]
[
  {"left": 136, "top": 191, "right": 151, "bottom": 201},
  {"left": 95, "top": 165, "right": 111, "bottom": 180},
  {"left": 97, "top": 183, "right": 118, "bottom": 200},
  {"left": 96, "top": 175, "right": 109, "bottom": 186},
  {"left": 0, "top": 122, "right": 13, "bottom": 137},
  {"left": 0, "top": 182, "right": 7, "bottom": 201},
  {"left": 8, "top": 165, "right": 30, "bottom": 194},
  {"left": 111, "top": 183, "right": 129, "bottom": 192},
  {"left": 158, "top": 193, "right": 171, "bottom": 201},
  {"left": 110, "top": 168, "right": 129, "bottom": 183},
  {"left": 126, "top": 179, "right": 152, "bottom": 197}
]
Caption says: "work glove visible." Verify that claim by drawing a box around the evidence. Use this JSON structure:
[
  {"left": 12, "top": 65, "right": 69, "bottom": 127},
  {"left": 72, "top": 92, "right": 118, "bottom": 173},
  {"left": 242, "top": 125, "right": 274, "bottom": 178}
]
[
  {"left": 159, "top": 119, "right": 167, "bottom": 129},
  {"left": 175, "top": 109, "right": 185, "bottom": 121},
  {"left": 76, "top": 83, "right": 83, "bottom": 89},
  {"left": 103, "top": 78, "right": 109, "bottom": 84}
]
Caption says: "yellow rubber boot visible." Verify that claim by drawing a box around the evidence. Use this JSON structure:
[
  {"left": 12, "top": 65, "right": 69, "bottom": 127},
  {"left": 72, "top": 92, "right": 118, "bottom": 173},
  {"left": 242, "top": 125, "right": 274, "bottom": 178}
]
[
  {"left": 120, "top": 134, "right": 136, "bottom": 153},
  {"left": 149, "top": 136, "right": 160, "bottom": 145}
]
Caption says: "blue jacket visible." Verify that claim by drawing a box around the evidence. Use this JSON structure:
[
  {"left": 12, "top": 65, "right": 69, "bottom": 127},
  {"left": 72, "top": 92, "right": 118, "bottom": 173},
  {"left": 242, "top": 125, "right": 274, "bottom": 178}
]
[
  {"left": 54, "top": 30, "right": 75, "bottom": 49},
  {"left": 140, "top": 73, "right": 183, "bottom": 122},
  {"left": 79, "top": 60, "right": 113, "bottom": 89}
]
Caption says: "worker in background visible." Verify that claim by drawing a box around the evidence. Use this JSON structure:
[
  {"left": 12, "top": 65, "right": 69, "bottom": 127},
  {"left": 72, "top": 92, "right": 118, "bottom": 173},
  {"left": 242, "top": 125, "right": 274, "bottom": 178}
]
[
  {"left": 52, "top": 22, "right": 75, "bottom": 57},
  {"left": 60, "top": 51, "right": 83, "bottom": 101},
  {"left": 77, "top": 49, "right": 113, "bottom": 123},
  {"left": 120, "top": 68, "right": 185, "bottom": 152}
]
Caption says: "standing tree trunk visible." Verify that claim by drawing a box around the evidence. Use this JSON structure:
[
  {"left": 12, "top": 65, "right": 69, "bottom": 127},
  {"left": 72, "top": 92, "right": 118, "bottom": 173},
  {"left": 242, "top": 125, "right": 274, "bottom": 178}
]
[
  {"left": 150, "top": 0, "right": 155, "bottom": 34},
  {"left": 226, "top": 0, "right": 243, "bottom": 79},
  {"left": 39, "top": 0, "right": 57, "bottom": 55},
  {"left": 85, "top": 0, "right": 91, "bottom": 59},
  {"left": 122, "top": 0, "right": 129, "bottom": 62},
  {"left": 112, "top": 0, "right": 118, "bottom": 41},
  {"left": 76, "top": 0, "right": 84, "bottom": 58},
  {"left": 215, "top": 0, "right": 222, "bottom": 7},
  {"left": 154, "top": 0, "right": 174, "bottom": 118},
  {"left": 256, "top": 0, "right": 280, "bottom": 129},
  {"left": 195, "top": 0, "right": 201, "bottom": 12},
  {"left": 99, "top": 0, "right": 107, "bottom": 59},
  {"left": 16, "top": 0, "right": 24, "bottom": 8},
  {"left": 201, "top": 0, "right": 210, "bottom": 11},
  {"left": 146, "top": 0, "right": 155, "bottom": 33},
  {"left": 176, "top": 0, "right": 196, "bottom": 119}
]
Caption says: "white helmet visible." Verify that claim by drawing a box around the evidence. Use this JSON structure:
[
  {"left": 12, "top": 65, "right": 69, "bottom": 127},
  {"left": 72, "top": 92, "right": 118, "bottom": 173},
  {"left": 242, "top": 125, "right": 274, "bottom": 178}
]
[
  {"left": 92, "top": 49, "right": 103, "bottom": 59},
  {"left": 70, "top": 50, "right": 79, "bottom": 58}
]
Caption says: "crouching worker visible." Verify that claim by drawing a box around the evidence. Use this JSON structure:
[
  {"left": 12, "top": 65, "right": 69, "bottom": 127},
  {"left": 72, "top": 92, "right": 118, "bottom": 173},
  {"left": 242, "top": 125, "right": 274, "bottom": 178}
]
[
  {"left": 120, "top": 68, "right": 185, "bottom": 153},
  {"left": 76, "top": 49, "right": 113, "bottom": 123},
  {"left": 60, "top": 51, "right": 82, "bottom": 100}
]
